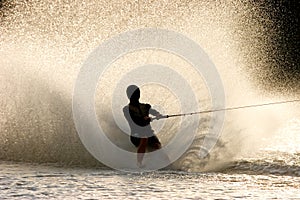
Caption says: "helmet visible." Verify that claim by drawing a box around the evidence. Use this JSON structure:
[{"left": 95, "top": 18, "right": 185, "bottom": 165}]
[{"left": 126, "top": 85, "right": 140, "bottom": 100}]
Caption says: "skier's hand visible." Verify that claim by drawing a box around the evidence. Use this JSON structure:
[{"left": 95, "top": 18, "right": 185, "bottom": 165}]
[{"left": 144, "top": 116, "right": 152, "bottom": 122}]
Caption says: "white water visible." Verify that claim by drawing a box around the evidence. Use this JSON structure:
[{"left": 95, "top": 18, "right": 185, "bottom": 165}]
[{"left": 1, "top": 0, "right": 298, "bottom": 168}]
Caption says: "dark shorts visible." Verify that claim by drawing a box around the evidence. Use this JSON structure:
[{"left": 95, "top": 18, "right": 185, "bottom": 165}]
[{"left": 130, "top": 135, "right": 161, "bottom": 148}]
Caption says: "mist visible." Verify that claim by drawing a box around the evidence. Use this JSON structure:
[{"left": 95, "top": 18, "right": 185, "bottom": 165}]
[{"left": 0, "top": 0, "right": 299, "bottom": 171}]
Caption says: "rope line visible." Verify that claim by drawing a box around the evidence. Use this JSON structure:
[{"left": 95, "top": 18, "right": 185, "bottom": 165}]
[{"left": 156, "top": 99, "right": 300, "bottom": 119}]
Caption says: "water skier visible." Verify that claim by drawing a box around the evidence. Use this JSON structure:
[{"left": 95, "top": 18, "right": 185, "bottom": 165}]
[{"left": 123, "top": 85, "right": 163, "bottom": 167}]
